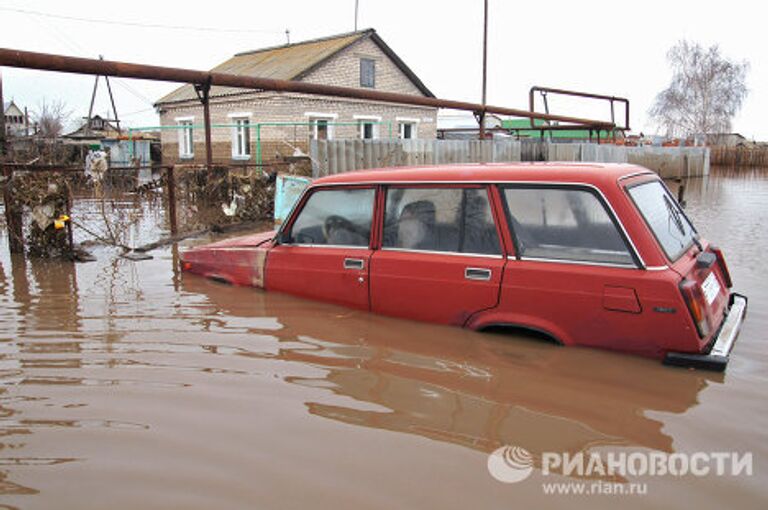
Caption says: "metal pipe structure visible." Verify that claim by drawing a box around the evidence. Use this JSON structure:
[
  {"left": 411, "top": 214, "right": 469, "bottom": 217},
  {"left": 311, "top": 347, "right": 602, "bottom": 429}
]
[
  {"left": 479, "top": 0, "right": 489, "bottom": 140},
  {"left": 528, "top": 86, "right": 630, "bottom": 131},
  {"left": 2, "top": 166, "right": 23, "bottom": 253},
  {"left": 165, "top": 166, "right": 177, "bottom": 235},
  {"left": 193, "top": 81, "right": 213, "bottom": 169},
  {"left": 0, "top": 48, "right": 615, "bottom": 129}
]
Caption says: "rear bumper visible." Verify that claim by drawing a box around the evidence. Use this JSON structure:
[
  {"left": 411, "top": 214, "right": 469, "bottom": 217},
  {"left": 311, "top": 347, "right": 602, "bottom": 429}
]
[{"left": 664, "top": 293, "right": 748, "bottom": 372}]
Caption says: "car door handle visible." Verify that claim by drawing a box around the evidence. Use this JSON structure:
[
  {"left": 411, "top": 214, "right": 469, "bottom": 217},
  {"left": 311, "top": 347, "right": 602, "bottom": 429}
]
[
  {"left": 344, "top": 258, "right": 365, "bottom": 270},
  {"left": 465, "top": 267, "right": 492, "bottom": 281}
]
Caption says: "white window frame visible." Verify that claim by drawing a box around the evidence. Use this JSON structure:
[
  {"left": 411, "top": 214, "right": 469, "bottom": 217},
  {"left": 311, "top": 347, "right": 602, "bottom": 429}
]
[
  {"left": 175, "top": 116, "right": 194, "bottom": 159},
  {"left": 354, "top": 115, "right": 382, "bottom": 140},
  {"left": 228, "top": 113, "right": 253, "bottom": 160},
  {"left": 305, "top": 112, "right": 338, "bottom": 140},
  {"left": 396, "top": 117, "right": 420, "bottom": 140}
]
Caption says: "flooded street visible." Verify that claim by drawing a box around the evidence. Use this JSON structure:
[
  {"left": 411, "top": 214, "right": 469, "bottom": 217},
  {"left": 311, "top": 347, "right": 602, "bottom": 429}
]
[{"left": 0, "top": 168, "right": 766, "bottom": 509}]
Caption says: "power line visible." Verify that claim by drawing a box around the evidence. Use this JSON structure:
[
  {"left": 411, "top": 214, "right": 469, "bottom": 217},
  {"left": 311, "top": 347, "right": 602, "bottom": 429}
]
[
  {"left": 113, "top": 79, "right": 155, "bottom": 106},
  {"left": 0, "top": 7, "right": 284, "bottom": 34},
  {"left": 121, "top": 107, "right": 157, "bottom": 117}
]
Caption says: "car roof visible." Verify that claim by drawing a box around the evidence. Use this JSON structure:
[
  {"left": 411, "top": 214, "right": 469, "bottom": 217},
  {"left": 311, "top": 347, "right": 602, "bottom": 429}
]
[{"left": 312, "top": 162, "right": 655, "bottom": 188}]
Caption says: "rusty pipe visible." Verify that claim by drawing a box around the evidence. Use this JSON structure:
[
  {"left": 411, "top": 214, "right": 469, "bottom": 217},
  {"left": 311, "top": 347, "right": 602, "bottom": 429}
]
[{"left": 0, "top": 48, "right": 615, "bottom": 129}]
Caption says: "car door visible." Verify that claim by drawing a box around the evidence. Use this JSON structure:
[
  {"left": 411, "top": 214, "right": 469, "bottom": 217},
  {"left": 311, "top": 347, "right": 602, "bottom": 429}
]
[
  {"left": 496, "top": 184, "right": 658, "bottom": 355},
  {"left": 266, "top": 186, "right": 376, "bottom": 310},
  {"left": 370, "top": 185, "right": 506, "bottom": 326}
]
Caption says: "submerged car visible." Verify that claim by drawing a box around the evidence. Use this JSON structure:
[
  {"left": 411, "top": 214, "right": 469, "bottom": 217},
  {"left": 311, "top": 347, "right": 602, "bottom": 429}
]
[{"left": 180, "top": 163, "right": 747, "bottom": 371}]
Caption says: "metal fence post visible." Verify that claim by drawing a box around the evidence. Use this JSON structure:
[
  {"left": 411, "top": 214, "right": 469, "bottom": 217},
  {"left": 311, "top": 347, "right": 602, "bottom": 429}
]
[
  {"left": 165, "top": 166, "right": 177, "bottom": 235},
  {"left": 2, "top": 166, "right": 24, "bottom": 253}
]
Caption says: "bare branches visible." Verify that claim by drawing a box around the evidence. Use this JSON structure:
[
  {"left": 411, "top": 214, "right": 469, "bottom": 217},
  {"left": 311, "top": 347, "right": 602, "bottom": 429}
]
[
  {"left": 649, "top": 40, "right": 749, "bottom": 138},
  {"left": 32, "top": 99, "right": 72, "bottom": 139}
]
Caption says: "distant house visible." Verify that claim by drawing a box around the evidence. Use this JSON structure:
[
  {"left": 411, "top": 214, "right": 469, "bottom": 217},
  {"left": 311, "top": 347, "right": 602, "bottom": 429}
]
[
  {"left": 63, "top": 115, "right": 157, "bottom": 167},
  {"left": 63, "top": 115, "right": 121, "bottom": 142},
  {"left": 3, "top": 100, "right": 28, "bottom": 136},
  {"left": 154, "top": 29, "right": 437, "bottom": 165},
  {"left": 704, "top": 133, "right": 749, "bottom": 147}
]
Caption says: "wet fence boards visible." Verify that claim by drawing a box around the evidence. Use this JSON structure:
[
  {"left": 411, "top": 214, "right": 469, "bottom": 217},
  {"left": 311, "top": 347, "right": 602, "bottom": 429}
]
[{"left": 311, "top": 140, "right": 709, "bottom": 178}]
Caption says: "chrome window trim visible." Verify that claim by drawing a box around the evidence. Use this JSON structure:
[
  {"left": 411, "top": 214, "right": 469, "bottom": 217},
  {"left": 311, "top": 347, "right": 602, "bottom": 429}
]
[
  {"left": 617, "top": 170, "right": 655, "bottom": 182},
  {"left": 510, "top": 255, "right": 639, "bottom": 270},
  {"left": 498, "top": 182, "right": 647, "bottom": 269},
  {"left": 380, "top": 247, "right": 503, "bottom": 259},
  {"left": 625, "top": 179, "right": 698, "bottom": 264},
  {"left": 276, "top": 185, "right": 376, "bottom": 247},
  {"left": 380, "top": 185, "right": 503, "bottom": 260},
  {"left": 284, "top": 180, "right": 647, "bottom": 269}
]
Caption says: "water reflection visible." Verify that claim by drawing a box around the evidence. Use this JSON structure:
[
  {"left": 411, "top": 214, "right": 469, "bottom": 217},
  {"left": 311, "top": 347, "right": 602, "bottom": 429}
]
[
  {"left": 0, "top": 168, "right": 765, "bottom": 508},
  {"left": 181, "top": 276, "right": 718, "bottom": 467}
]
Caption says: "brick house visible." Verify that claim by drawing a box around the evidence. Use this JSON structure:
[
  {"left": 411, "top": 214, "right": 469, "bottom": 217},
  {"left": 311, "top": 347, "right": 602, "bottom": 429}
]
[{"left": 154, "top": 29, "right": 437, "bottom": 166}]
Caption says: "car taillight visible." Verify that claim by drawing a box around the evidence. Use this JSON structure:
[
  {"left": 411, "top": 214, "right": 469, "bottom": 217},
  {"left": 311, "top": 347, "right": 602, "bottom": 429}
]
[
  {"left": 709, "top": 246, "right": 733, "bottom": 288},
  {"left": 182, "top": 261, "right": 193, "bottom": 271},
  {"left": 680, "top": 279, "right": 710, "bottom": 338}
]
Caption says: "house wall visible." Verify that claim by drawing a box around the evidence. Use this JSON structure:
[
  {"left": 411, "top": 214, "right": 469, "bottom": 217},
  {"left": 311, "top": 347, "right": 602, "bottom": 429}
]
[
  {"left": 157, "top": 35, "right": 437, "bottom": 166},
  {"left": 300, "top": 36, "right": 424, "bottom": 95},
  {"left": 159, "top": 94, "right": 436, "bottom": 165},
  {"left": 4, "top": 103, "right": 27, "bottom": 136}
]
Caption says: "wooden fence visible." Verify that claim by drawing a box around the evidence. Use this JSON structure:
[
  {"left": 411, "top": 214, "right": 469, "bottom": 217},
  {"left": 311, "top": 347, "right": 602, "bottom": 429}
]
[
  {"left": 710, "top": 147, "right": 768, "bottom": 167},
  {"left": 310, "top": 139, "right": 522, "bottom": 176},
  {"left": 311, "top": 139, "right": 710, "bottom": 178}
]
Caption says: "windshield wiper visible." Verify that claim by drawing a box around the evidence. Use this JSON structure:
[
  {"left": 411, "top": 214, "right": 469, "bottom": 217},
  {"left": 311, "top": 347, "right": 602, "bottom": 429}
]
[
  {"left": 663, "top": 194, "right": 703, "bottom": 252},
  {"left": 663, "top": 194, "right": 686, "bottom": 236}
]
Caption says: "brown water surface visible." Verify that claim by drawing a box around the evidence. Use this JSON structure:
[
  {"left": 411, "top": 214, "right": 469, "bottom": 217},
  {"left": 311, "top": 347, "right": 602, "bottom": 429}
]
[{"left": 0, "top": 168, "right": 766, "bottom": 509}]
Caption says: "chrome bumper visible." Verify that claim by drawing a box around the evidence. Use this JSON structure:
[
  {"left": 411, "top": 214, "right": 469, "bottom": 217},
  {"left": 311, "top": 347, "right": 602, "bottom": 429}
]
[{"left": 664, "top": 293, "right": 748, "bottom": 372}]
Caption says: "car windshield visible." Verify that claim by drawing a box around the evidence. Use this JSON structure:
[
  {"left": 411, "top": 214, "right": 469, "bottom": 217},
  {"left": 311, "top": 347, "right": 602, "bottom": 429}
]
[{"left": 627, "top": 180, "right": 697, "bottom": 261}]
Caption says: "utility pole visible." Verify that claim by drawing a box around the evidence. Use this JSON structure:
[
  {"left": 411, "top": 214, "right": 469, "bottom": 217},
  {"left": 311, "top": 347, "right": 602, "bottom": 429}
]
[
  {"left": 86, "top": 55, "right": 121, "bottom": 135},
  {"left": 479, "top": 0, "right": 488, "bottom": 140}
]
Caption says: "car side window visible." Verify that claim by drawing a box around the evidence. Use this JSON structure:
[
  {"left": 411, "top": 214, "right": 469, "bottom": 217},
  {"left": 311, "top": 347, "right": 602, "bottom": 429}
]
[
  {"left": 288, "top": 188, "right": 374, "bottom": 246},
  {"left": 502, "top": 186, "right": 634, "bottom": 266},
  {"left": 382, "top": 187, "right": 501, "bottom": 255}
]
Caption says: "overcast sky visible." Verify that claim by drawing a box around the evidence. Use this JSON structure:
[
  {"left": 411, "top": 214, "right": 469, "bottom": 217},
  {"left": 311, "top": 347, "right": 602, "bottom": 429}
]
[{"left": 1, "top": 0, "right": 764, "bottom": 139}]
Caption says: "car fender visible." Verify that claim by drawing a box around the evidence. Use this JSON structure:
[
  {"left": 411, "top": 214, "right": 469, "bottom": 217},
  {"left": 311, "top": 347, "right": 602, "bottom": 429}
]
[{"left": 465, "top": 310, "right": 573, "bottom": 346}]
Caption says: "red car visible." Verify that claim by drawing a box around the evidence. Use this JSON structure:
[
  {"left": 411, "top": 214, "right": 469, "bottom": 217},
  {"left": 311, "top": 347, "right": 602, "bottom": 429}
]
[{"left": 181, "top": 163, "right": 747, "bottom": 371}]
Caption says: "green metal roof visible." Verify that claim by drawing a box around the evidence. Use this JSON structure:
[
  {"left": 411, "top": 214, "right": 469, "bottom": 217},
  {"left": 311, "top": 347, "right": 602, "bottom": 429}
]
[{"left": 502, "top": 119, "right": 614, "bottom": 139}]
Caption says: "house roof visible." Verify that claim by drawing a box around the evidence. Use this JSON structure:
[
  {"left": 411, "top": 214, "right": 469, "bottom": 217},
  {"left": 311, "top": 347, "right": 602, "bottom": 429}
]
[
  {"left": 4, "top": 100, "right": 22, "bottom": 114},
  {"left": 502, "top": 119, "right": 617, "bottom": 139},
  {"left": 63, "top": 115, "right": 121, "bottom": 139},
  {"left": 155, "top": 28, "right": 433, "bottom": 105}
]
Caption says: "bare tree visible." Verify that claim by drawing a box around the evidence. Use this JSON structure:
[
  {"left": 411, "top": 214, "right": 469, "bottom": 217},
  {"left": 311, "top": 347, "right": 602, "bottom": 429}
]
[
  {"left": 649, "top": 41, "right": 749, "bottom": 138},
  {"left": 33, "top": 99, "right": 72, "bottom": 139}
]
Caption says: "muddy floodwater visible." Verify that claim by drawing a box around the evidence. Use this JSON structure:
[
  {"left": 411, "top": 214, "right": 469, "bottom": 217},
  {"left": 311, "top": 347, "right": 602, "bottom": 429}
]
[{"left": 0, "top": 168, "right": 766, "bottom": 509}]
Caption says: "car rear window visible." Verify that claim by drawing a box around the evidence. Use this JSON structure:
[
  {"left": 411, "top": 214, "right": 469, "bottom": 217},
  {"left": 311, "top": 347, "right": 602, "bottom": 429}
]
[
  {"left": 502, "top": 186, "right": 635, "bottom": 266},
  {"left": 627, "top": 180, "right": 696, "bottom": 261}
]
